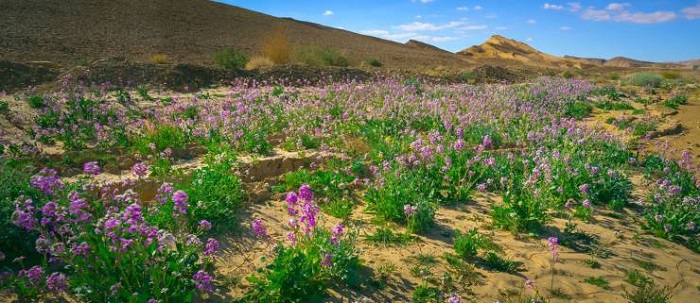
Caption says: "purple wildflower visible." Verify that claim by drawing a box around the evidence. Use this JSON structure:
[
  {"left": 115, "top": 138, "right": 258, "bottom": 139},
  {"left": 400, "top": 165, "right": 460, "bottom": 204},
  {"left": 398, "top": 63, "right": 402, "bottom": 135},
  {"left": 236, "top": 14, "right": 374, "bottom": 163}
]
[
  {"left": 198, "top": 220, "right": 212, "bottom": 231},
  {"left": 547, "top": 237, "right": 559, "bottom": 263},
  {"left": 330, "top": 223, "right": 345, "bottom": 246},
  {"left": 578, "top": 184, "right": 590, "bottom": 194},
  {"left": 581, "top": 200, "right": 591, "bottom": 208},
  {"left": 251, "top": 218, "right": 268, "bottom": 239},
  {"left": 482, "top": 135, "right": 493, "bottom": 149},
  {"left": 321, "top": 253, "right": 333, "bottom": 268},
  {"left": 22, "top": 266, "right": 43, "bottom": 284},
  {"left": 203, "top": 238, "right": 219, "bottom": 256},
  {"left": 453, "top": 139, "right": 466, "bottom": 151},
  {"left": 299, "top": 184, "right": 313, "bottom": 201},
  {"left": 524, "top": 279, "right": 533, "bottom": 289},
  {"left": 172, "top": 190, "right": 188, "bottom": 215},
  {"left": 72, "top": 242, "right": 90, "bottom": 257},
  {"left": 30, "top": 168, "right": 64, "bottom": 194},
  {"left": 132, "top": 162, "right": 149, "bottom": 177},
  {"left": 46, "top": 272, "right": 68, "bottom": 292},
  {"left": 448, "top": 294, "right": 462, "bottom": 303},
  {"left": 476, "top": 183, "right": 487, "bottom": 192},
  {"left": 192, "top": 270, "right": 213, "bottom": 292},
  {"left": 83, "top": 161, "right": 102, "bottom": 175},
  {"left": 403, "top": 204, "right": 417, "bottom": 216}
]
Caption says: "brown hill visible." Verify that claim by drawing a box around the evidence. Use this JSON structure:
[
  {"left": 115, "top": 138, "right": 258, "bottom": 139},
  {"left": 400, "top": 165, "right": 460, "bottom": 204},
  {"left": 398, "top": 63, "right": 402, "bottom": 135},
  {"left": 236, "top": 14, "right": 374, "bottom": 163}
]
[
  {"left": 0, "top": 0, "right": 466, "bottom": 68},
  {"left": 405, "top": 40, "right": 451, "bottom": 54},
  {"left": 457, "top": 35, "right": 593, "bottom": 69},
  {"left": 603, "top": 56, "right": 655, "bottom": 68},
  {"left": 604, "top": 56, "right": 685, "bottom": 69},
  {"left": 564, "top": 55, "right": 606, "bottom": 65}
]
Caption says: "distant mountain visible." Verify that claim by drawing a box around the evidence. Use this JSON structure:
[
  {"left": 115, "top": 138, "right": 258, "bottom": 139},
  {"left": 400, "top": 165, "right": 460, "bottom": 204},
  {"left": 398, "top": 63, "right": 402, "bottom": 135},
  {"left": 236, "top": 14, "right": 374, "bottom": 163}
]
[
  {"left": 457, "top": 35, "right": 594, "bottom": 69},
  {"left": 564, "top": 55, "right": 606, "bottom": 65}
]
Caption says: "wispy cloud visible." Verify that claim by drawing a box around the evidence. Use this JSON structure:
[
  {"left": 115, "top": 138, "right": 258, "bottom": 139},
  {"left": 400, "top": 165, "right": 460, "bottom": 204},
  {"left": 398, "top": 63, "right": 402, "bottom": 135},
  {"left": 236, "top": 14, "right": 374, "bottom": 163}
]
[
  {"left": 527, "top": 19, "right": 537, "bottom": 24},
  {"left": 581, "top": 9, "right": 611, "bottom": 21},
  {"left": 682, "top": 3, "right": 700, "bottom": 19},
  {"left": 394, "top": 21, "right": 466, "bottom": 31},
  {"left": 615, "top": 11, "right": 677, "bottom": 24},
  {"left": 560, "top": 26, "right": 572, "bottom": 30},
  {"left": 606, "top": 3, "right": 630, "bottom": 11},
  {"left": 581, "top": 4, "right": 676, "bottom": 24},
  {"left": 431, "top": 36, "right": 460, "bottom": 42},
  {"left": 322, "top": 10, "right": 334, "bottom": 16},
  {"left": 544, "top": 3, "right": 564, "bottom": 10},
  {"left": 473, "top": 5, "right": 482, "bottom": 11},
  {"left": 567, "top": 2, "right": 581, "bottom": 12},
  {"left": 360, "top": 29, "right": 389, "bottom": 35},
  {"left": 456, "top": 6, "right": 469, "bottom": 11},
  {"left": 412, "top": 0, "right": 434, "bottom": 3}
]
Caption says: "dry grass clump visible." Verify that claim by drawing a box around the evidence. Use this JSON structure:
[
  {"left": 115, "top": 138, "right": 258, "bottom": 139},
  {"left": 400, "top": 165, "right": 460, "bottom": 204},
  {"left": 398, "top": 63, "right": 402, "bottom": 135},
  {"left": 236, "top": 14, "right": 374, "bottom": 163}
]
[
  {"left": 245, "top": 56, "right": 274, "bottom": 70},
  {"left": 151, "top": 54, "right": 169, "bottom": 64},
  {"left": 263, "top": 27, "right": 290, "bottom": 64}
]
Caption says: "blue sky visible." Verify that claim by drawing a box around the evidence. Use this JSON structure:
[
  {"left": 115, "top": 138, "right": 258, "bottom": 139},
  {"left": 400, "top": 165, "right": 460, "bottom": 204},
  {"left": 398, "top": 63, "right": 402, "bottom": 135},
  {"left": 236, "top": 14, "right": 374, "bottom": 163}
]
[{"left": 221, "top": 1, "right": 700, "bottom": 62}]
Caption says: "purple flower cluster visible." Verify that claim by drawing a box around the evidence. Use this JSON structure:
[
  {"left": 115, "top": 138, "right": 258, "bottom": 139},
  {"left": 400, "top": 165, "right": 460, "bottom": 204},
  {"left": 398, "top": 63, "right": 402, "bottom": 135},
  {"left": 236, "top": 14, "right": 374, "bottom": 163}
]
[
  {"left": 83, "top": 161, "right": 102, "bottom": 175},
  {"left": 30, "top": 168, "right": 64, "bottom": 194},
  {"left": 547, "top": 237, "right": 559, "bottom": 263},
  {"left": 251, "top": 218, "right": 268, "bottom": 239},
  {"left": 192, "top": 270, "right": 213, "bottom": 292},
  {"left": 172, "top": 190, "right": 189, "bottom": 217},
  {"left": 132, "top": 162, "right": 149, "bottom": 177}
]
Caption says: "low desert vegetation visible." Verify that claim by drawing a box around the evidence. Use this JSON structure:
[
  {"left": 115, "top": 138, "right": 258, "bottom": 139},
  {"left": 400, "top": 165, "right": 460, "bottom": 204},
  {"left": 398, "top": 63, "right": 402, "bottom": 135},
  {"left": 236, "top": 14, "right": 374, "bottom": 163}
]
[
  {"left": 213, "top": 47, "right": 248, "bottom": 69},
  {"left": 263, "top": 27, "right": 291, "bottom": 64},
  {"left": 150, "top": 53, "right": 169, "bottom": 64},
  {"left": 245, "top": 55, "right": 274, "bottom": 70},
  {"left": 630, "top": 72, "right": 663, "bottom": 88},
  {"left": 0, "top": 75, "right": 697, "bottom": 303}
]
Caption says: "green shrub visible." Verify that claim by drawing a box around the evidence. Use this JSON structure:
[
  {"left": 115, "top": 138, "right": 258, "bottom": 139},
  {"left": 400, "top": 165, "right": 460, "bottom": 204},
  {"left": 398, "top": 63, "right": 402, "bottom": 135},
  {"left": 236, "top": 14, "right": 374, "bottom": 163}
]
[
  {"left": 565, "top": 101, "right": 593, "bottom": 119},
  {"left": 412, "top": 284, "right": 441, "bottom": 303},
  {"left": 454, "top": 228, "right": 485, "bottom": 259},
  {"left": 27, "top": 95, "right": 44, "bottom": 109},
  {"left": 630, "top": 73, "right": 662, "bottom": 88},
  {"left": 562, "top": 70, "right": 574, "bottom": 79},
  {"left": 661, "top": 95, "right": 688, "bottom": 110},
  {"left": 213, "top": 48, "right": 248, "bottom": 69},
  {"left": 321, "top": 49, "right": 349, "bottom": 67},
  {"left": 367, "top": 58, "right": 383, "bottom": 67},
  {"left": 0, "top": 100, "right": 8, "bottom": 112}
]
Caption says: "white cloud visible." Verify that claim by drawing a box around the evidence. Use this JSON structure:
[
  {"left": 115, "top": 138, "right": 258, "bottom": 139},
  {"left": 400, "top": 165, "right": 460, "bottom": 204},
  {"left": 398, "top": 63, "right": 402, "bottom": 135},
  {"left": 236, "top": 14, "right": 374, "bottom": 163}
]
[
  {"left": 582, "top": 9, "right": 611, "bottom": 21},
  {"left": 412, "top": 0, "right": 434, "bottom": 3},
  {"left": 394, "top": 21, "right": 467, "bottom": 31},
  {"left": 682, "top": 4, "right": 700, "bottom": 19},
  {"left": 606, "top": 3, "right": 630, "bottom": 11},
  {"left": 560, "top": 26, "right": 572, "bottom": 30},
  {"left": 322, "top": 10, "right": 333, "bottom": 16},
  {"left": 431, "top": 36, "right": 460, "bottom": 42},
  {"left": 360, "top": 29, "right": 390, "bottom": 35},
  {"left": 473, "top": 5, "right": 482, "bottom": 10},
  {"left": 581, "top": 4, "right": 677, "bottom": 24},
  {"left": 526, "top": 37, "right": 533, "bottom": 42},
  {"left": 461, "top": 25, "right": 488, "bottom": 30},
  {"left": 567, "top": 2, "right": 581, "bottom": 12},
  {"left": 484, "top": 13, "right": 498, "bottom": 19},
  {"left": 615, "top": 11, "right": 677, "bottom": 23},
  {"left": 544, "top": 3, "right": 564, "bottom": 10},
  {"left": 527, "top": 19, "right": 537, "bottom": 24},
  {"left": 456, "top": 6, "right": 469, "bottom": 11}
]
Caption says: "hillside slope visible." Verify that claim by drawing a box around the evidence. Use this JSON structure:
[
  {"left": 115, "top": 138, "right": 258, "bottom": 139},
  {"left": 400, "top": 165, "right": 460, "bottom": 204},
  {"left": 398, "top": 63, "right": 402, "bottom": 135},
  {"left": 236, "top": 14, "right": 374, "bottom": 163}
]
[
  {"left": 0, "top": 0, "right": 466, "bottom": 68},
  {"left": 457, "top": 35, "right": 594, "bottom": 69}
]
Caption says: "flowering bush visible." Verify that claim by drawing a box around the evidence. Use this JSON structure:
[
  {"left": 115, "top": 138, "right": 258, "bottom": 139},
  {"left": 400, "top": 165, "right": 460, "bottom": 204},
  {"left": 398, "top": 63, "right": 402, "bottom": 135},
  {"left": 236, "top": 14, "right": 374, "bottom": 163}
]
[
  {"left": 10, "top": 166, "right": 216, "bottom": 302},
  {"left": 245, "top": 185, "right": 360, "bottom": 302}
]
